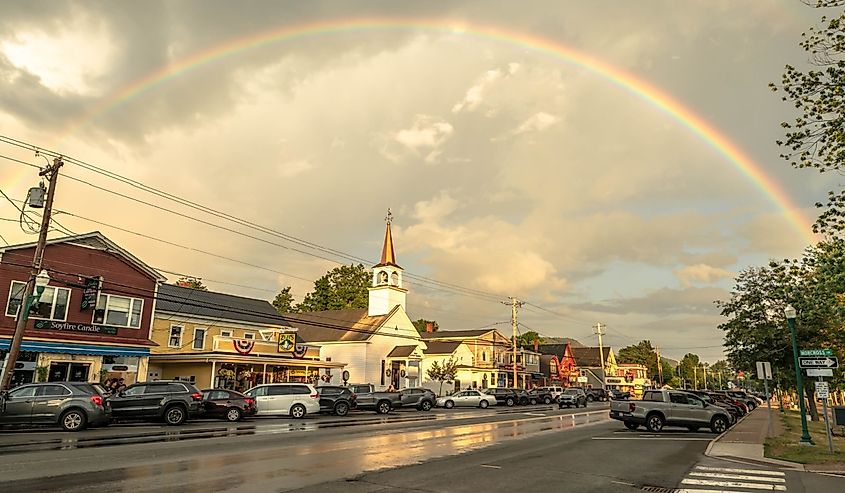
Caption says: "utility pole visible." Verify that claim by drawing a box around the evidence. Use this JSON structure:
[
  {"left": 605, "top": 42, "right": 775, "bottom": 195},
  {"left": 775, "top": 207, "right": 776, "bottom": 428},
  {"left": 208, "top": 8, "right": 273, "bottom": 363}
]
[
  {"left": 693, "top": 366, "right": 698, "bottom": 390},
  {"left": 593, "top": 322, "right": 606, "bottom": 389},
  {"left": 1, "top": 156, "right": 63, "bottom": 391},
  {"left": 655, "top": 345, "right": 663, "bottom": 387},
  {"left": 502, "top": 297, "right": 524, "bottom": 389},
  {"left": 718, "top": 370, "right": 722, "bottom": 390}
]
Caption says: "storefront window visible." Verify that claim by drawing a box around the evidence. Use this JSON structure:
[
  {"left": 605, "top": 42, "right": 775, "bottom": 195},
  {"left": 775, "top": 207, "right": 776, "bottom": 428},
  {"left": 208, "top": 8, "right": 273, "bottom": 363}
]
[
  {"left": 6, "top": 281, "right": 70, "bottom": 321},
  {"left": 93, "top": 293, "right": 143, "bottom": 328}
]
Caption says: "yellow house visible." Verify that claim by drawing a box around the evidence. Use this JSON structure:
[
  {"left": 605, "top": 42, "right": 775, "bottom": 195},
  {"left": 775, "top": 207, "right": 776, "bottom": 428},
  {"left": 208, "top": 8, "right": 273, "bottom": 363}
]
[
  {"left": 420, "top": 328, "right": 514, "bottom": 390},
  {"left": 148, "top": 284, "right": 344, "bottom": 391}
]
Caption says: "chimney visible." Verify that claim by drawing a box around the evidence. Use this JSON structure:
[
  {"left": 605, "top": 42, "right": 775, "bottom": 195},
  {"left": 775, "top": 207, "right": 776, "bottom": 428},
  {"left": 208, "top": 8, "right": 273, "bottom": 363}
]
[
  {"left": 425, "top": 322, "right": 434, "bottom": 333},
  {"left": 533, "top": 339, "right": 539, "bottom": 352}
]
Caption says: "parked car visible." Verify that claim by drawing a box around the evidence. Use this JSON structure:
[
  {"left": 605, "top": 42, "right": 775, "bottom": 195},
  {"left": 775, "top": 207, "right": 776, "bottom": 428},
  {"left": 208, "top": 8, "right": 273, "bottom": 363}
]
[
  {"left": 541, "top": 386, "right": 566, "bottom": 400},
  {"left": 316, "top": 385, "right": 356, "bottom": 416},
  {"left": 244, "top": 383, "right": 320, "bottom": 418},
  {"left": 107, "top": 381, "right": 203, "bottom": 425},
  {"left": 558, "top": 388, "right": 588, "bottom": 408},
  {"left": 586, "top": 388, "right": 609, "bottom": 402},
  {"left": 396, "top": 387, "right": 437, "bottom": 411},
  {"left": 436, "top": 389, "right": 497, "bottom": 409},
  {"left": 609, "top": 389, "right": 731, "bottom": 434},
  {"left": 685, "top": 391, "right": 738, "bottom": 424},
  {"left": 608, "top": 389, "right": 630, "bottom": 400},
  {"left": 0, "top": 382, "right": 110, "bottom": 432},
  {"left": 346, "top": 384, "right": 401, "bottom": 414},
  {"left": 513, "top": 389, "right": 531, "bottom": 405},
  {"left": 725, "top": 390, "right": 757, "bottom": 411},
  {"left": 483, "top": 388, "right": 519, "bottom": 407},
  {"left": 200, "top": 388, "right": 256, "bottom": 422},
  {"left": 711, "top": 391, "right": 749, "bottom": 415},
  {"left": 526, "top": 388, "right": 554, "bottom": 405}
]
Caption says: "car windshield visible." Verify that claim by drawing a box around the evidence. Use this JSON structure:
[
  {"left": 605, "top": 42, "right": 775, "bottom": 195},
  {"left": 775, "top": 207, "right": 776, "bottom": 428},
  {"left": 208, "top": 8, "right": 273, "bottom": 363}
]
[{"left": 564, "top": 389, "right": 579, "bottom": 395}]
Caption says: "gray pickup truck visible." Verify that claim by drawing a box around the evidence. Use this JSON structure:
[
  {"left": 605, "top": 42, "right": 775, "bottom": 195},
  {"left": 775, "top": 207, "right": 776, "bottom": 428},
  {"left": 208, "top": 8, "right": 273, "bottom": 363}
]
[
  {"left": 347, "top": 384, "right": 401, "bottom": 414},
  {"left": 609, "top": 389, "right": 731, "bottom": 434}
]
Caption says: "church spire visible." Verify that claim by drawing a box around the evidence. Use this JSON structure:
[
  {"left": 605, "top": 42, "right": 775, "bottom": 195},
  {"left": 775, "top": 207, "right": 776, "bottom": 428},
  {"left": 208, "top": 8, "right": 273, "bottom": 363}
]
[{"left": 377, "top": 208, "right": 399, "bottom": 267}]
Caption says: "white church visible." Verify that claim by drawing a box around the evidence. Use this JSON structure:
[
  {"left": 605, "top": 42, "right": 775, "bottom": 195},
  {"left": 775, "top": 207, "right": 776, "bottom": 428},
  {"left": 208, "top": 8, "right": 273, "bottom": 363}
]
[{"left": 286, "top": 214, "right": 426, "bottom": 389}]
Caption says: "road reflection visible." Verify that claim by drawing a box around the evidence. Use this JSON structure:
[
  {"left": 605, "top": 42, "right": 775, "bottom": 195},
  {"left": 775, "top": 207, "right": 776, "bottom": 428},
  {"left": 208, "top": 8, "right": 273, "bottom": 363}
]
[{"left": 0, "top": 410, "right": 607, "bottom": 493}]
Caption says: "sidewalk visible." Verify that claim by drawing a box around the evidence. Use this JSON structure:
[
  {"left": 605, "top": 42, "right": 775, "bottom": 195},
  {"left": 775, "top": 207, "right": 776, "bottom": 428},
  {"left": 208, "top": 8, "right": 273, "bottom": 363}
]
[{"left": 706, "top": 405, "right": 805, "bottom": 470}]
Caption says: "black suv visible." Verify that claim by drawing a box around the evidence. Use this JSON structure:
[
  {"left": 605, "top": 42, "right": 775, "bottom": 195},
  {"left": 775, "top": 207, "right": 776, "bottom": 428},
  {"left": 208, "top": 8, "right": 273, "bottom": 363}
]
[
  {"left": 483, "top": 388, "right": 519, "bottom": 406},
  {"left": 526, "top": 388, "right": 553, "bottom": 405},
  {"left": 586, "top": 388, "right": 609, "bottom": 402},
  {"left": 107, "top": 381, "right": 203, "bottom": 425},
  {"left": 316, "top": 385, "right": 356, "bottom": 416},
  {"left": 396, "top": 387, "right": 437, "bottom": 411}
]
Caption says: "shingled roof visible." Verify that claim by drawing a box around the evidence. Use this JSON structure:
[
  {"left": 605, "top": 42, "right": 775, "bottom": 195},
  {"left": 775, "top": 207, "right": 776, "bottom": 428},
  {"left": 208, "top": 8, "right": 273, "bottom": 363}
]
[
  {"left": 422, "top": 341, "right": 461, "bottom": 355},
  {"left": 570, "top": 347, "right": 612, "bottom": 367},
  {"left": 157, "top": 284, "right": 285, "bottom": 326},
  {"left": 420, "top": 329, "right": 493, "bottom": 340},
  {"left": 282, "top": 307, "right": 396, "bottom": 342}
]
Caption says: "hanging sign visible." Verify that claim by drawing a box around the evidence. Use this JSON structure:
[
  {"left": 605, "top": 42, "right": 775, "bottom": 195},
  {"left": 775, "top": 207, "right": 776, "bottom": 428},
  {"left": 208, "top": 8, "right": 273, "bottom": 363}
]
[
  {"left": 278, "top": 333, "right": 295, "bottom": 353},
  {"left": 80, "top": 277, "right": 101, "bottom": 311}
]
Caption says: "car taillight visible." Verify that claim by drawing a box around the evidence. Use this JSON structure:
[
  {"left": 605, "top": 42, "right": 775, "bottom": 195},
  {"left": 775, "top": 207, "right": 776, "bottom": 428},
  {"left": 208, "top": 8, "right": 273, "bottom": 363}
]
[
  {"left": 191, "top": 392, "right": 202, "bottom": 401},
  {"left": 628, "top": 403, "right": 636, "bottom": 412},
  {"left": 244, "top": 398, "right": 255, "bottom": 407},
  {"left": 91, "top": 395, "right": 104, "bottom": 407},
  {"left": 311, "top": 393, "right": 319, "bottom": 399}
]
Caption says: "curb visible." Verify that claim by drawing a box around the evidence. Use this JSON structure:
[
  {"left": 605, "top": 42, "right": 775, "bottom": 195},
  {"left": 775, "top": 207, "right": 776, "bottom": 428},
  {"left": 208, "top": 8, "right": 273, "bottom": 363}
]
[{"left": 704, "top": 407, "right": 806, "bottom": 471}]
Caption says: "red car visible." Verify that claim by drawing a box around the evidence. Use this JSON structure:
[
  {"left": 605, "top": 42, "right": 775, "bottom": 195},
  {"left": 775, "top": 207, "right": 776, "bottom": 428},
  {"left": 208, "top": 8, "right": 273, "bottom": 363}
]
[{"left": 200, "top": 389, "right": 256, "bottom": 422}]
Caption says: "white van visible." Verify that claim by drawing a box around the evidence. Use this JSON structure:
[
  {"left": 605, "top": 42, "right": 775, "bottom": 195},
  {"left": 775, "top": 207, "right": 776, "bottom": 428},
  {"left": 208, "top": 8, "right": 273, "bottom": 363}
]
[{"left": 244, "top": 383, "right": 320, "bottom": 418}]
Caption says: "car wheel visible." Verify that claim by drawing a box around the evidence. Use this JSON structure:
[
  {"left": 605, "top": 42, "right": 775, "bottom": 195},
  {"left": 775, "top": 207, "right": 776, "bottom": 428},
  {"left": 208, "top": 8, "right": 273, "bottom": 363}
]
[
  {"left": 687, "top": 426, "right": 700, "bottom": 432},
  {"left": 60, "top": 409, "right": 87, "bottom": 432},
  {"left": 543, "top": 397, "right": 552, "bottom": 405},
  {"left": 376, "top": 400, "right": 391, "bottom": 414},
  {"left": 505, "top": 398, "right": 514, "bottom": 407},
  {"left": 623, "top": 421, "right": 639, "bottom": 430},
  {"left": 164, "top": 405, "right": 187, "bottom": 426},
  {"left": 645, "top": 413, "right": 665, "bottom": 432},
  {"left": 586, "top": 395, "right": 594, "bottom": 402},
  {"left": 444, "top": 400, "right": 455, "bottom": 409},
  {"left": 290, "top": 404, "right": 307, "bottom": 419},
  {"left": 479, "top": 400, "right": 489, "bottom": 409},
  {"left": 225, "top": 407, "right": 242, "bottom": 422},
  {"left": 419, "top": 400, "right": 433, "bottom": 412},
  {"left": 530, "top": 398, "right": 538, "bottom": 405},
  {"left": 334, "top": 402, "right": 349, "bottom": 417},
  {"left": 710, "top": 416, "right": 728, "bottom": 434}
]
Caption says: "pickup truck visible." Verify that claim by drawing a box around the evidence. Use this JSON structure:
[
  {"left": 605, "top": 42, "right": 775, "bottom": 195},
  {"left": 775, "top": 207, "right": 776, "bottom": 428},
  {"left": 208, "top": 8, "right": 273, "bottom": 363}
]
[
  {"left": 609, "top": 389, "right": 731, "bottom": 434},
  {"left": 347, "top": 384, "right": 401, "bottom": 414}
]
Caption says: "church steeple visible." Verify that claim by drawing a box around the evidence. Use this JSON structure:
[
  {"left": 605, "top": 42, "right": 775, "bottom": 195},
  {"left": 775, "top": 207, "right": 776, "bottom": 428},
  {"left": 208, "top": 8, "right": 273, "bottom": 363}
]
[
  {"left": 369, "top": 209, "right": 407, "bottom": 317},
  {"left": 376, "top": 209, "right": 399, "bottom": 268}
]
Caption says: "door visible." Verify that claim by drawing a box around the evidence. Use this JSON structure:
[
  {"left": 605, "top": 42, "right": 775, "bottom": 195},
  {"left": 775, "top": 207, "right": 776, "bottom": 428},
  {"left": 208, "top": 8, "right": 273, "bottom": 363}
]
[
  {"left": 203, "top": 390, "right": 231, "bottom": 417},
  {"left": 110, "top": 384, "right": 149, "bottom": 417},
  {"left": 0, "top": 385, "right": 37, "bottom": 424},
  {"left": 400, "top": 389, "right": 420, "bottom": 407},
  {"left": 685, "top": 395, "right": 709, "bottom": 425},
  {"left": 247, "top": 386, "right": 270, "bottom": 415},
  {"left": 266, "top": 385, "right": 291, "bottom": 414},
  {"left": 31, "top": 384, "right": 72, "bottom": 423},
  {"left": 462, "top": 390, "right": 481, "bottom": 407},
  {"left": 668, "top": 392, "right": 692, "bottom": 422},
  {"left": 318, "top": 387, "right": 340, "bottom": 412}
]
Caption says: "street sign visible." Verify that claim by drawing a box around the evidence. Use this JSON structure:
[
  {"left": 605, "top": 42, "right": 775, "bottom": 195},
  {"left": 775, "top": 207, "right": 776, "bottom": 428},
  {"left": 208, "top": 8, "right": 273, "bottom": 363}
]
[
  {"left": 755, "top": 361, "right": 772, "bottom": 380},
  {"left": 816, "top": 381, "right": 829, "bottom": 399},
  {"left": 798, "top": 356, "right": 839, "bottom": 369},
  {"left": 800, "top": 348, "right": 834, "bottom": 357},
  {"left": 807, "top": 368, "right": 834, "bottom": 377}
]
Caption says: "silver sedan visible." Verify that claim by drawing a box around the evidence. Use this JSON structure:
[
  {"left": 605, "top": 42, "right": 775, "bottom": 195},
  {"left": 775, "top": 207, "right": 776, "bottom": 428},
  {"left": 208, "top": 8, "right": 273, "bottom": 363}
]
[{"left": 436, "top": 389, "right": 497, "bottom": 409}]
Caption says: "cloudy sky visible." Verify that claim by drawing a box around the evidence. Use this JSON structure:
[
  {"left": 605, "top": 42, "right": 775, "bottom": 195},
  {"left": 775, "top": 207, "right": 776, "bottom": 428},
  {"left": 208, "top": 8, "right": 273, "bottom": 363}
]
[{"left": 0, "top": 1, "right": 838, "bottom": 363}]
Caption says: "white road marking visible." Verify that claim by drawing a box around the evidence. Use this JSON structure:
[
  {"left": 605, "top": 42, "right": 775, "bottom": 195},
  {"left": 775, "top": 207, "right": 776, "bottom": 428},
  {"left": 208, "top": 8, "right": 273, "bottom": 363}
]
[
  {"left": 610, "top": 480, "right": 636, "bottom": 486},
  {"left": 591, "top": 437, "right": 713, "bottom": 441},
  {"left": 688, "top": 471, "right": 786, "bottom": 483},
  {"left": 694, "top": 465, "right": 785, "bottom": 477},
  {"left": 522, "top": 413, "right": 547, "bottom": 417},
  {"left": 681, "top": 478, "right": 787, "bottom": 491},
  {"left": 480, "top": 464, "right": 501, "bottom": 469}
]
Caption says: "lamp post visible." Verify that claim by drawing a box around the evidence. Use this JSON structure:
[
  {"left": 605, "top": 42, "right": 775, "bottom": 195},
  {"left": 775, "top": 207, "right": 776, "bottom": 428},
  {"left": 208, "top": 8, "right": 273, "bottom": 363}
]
[
  {"left": 785, "top": 305, "right": 813, "bottom": 446},
  {"left": 0, "top": 270, "right": 50, "bottom": 389}
]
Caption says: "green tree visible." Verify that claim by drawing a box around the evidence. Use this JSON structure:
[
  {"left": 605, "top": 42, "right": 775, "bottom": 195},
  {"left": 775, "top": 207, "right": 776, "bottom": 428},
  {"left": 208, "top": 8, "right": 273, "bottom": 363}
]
[
  {"left": 413, "top": 319, "right": 439, "bottom": 333},
  {"left": 617, "top": 340, "right": 661, "bottom": 382},
  {"left": 426, "top": 358, "right": 459, "bottom": 396},
  {"left": 176, "top": 277, "right": 207, "bottom": 290},
  {"left": 771, "top": 1, "right": 845, "bottom": 236},
  {"left": 678, "top": 353, "right": 701, "bottom": 389},
  {"left": 296, "top": 264, "right": 371, "bottom": 312},
  {"left": 516, "top": 331, "right": 544, "bottom": 347},
  {"left": 272, "top": 286, "right": 295, "bottom": 314}
]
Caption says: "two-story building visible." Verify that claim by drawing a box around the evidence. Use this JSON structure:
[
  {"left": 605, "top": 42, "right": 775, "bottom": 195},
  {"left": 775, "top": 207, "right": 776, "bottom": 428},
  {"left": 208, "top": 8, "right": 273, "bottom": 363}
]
[
  {"left": 0, "top": 232, "right": 163, "bottom": 387},
  {"left": 420, "top": 328, "right": 513, "bottom": 389},
  {"left": 282, "top": 217, "right": 426, "bottom": 389},
  {"left": 537, "top": 343, "right": 578, "bottom": 386},
  {"left": 148, "top": 284, "right": 345, "bottom": 391},
  {"left": 608, "top": 363, "right": 651, "bottom": 397},
  {"left": 570, "top": 346, "right": 617, "bottom": 389}
]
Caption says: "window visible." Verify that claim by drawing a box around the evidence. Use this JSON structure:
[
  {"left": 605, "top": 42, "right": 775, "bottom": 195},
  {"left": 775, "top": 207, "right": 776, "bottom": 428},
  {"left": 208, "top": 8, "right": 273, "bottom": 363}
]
[
  {"left": 245, "top": 386, "right": 267, "bottom": 397},
  {"left": 192, "top": 328, "right": 206, "bottom": 350},
  {"left": 268, "top": 385, "right": 290, "bottom": 396},
  {"left": 169, "top": 326, "right": 183, "bottom": 348},
  {"left": 6, "top": 281, "right": 70, "bottom": 321},
  {"left": 220, "top": 330, "right": 232, "bottom": 338},
  {"left": 669, "top": 393, "right": 689, "bottom": 405},
  {"left": 643, "top": 391, "right": 664, "bottom": 402},
  {"left": 123, "top": 385, "right": 146, "bottom": 396},
  {"left": 37, "top": 385, "right": 71, "bottom": 396},
  {"left": 243, "top": 332, "right": 255, "bottom": 340},
  {"left": 290, "top": 385, "right": 311, "bottom": 395},
  {"left": 8, "top": 386, "right": 37, "bottom": 398},
  {"left": 94, "top": 293, "right": 143, "bottom": 328}
]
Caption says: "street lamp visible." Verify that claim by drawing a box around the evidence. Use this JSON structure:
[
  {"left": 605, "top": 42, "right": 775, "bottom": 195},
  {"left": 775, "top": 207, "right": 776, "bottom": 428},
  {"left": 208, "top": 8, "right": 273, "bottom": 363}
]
[{"left": 785, "top": 305, "right": 813, "bottom": 446}]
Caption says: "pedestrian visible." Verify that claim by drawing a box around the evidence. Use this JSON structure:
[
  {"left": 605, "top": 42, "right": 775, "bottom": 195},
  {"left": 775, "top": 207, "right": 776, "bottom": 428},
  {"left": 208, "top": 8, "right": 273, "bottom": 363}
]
[
  {"left": 116, "top": 378, "right": 127, "bottom": 392},
  {"left": 387, "top": 384, "right": 396, "bottom": 392}
]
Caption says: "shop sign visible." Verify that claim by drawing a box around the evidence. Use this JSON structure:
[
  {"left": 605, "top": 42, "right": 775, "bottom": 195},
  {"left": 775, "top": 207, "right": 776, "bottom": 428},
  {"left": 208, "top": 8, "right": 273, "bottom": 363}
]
[
  {"left": 33, "top": 320, "right": 118, "bottom": 335},
  {"left": 278, "top": 333, "right": 295, "bottom": 352},
  {"left": 80, "top": 277, "right": 101, "bottom": 311}
]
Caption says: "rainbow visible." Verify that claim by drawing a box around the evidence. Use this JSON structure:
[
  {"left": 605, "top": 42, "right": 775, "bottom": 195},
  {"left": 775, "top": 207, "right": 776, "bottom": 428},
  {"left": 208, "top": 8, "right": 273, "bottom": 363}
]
[{"left": 49, "top": 17, "right": 815, "bottom": 242}]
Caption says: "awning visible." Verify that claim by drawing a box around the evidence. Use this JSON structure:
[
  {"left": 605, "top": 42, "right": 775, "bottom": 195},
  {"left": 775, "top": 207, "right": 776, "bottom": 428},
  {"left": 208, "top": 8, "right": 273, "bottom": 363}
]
[{"left": 0, "top": 339, "right": 150, "bottom": 357}]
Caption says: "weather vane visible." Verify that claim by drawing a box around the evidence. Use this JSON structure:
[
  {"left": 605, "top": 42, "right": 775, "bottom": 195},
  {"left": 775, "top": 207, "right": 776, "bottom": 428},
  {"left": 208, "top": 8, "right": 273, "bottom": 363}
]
[{"left": 385, "top": 208, "right": 393, "bottom": 225}]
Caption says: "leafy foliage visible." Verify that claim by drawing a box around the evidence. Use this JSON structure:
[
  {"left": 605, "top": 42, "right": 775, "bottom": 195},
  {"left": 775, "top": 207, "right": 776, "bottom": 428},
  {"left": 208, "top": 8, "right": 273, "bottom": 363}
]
[
  {"left": 176, "top": 277, "right": 207, "bottom": 290},
  {"left": 295, "top": 264, "right": 371, "bottom": 312},
  {"left": 426, "top": 358, "right": 459, "bottom": 395},
  {"left": 771, "top": 1, "right": 845, "bottom": 235},
  {"left": 516, "top": 330, "right": 544, "bottom": 347},
  {"left": 413, "top": 319, "right": 439, "bottom": 333},
  {"left": 617, "top": 340, "right": 673, "bottom": 384},
  {"left": 272, "top": 286, "right": 295, "bottom": 314}
]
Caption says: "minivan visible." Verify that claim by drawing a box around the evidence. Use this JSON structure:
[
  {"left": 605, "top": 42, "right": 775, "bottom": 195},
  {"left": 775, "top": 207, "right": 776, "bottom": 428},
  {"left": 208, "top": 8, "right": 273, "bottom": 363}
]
[{"left": 244, "top": 383, "right": 320, "bottom": 418}]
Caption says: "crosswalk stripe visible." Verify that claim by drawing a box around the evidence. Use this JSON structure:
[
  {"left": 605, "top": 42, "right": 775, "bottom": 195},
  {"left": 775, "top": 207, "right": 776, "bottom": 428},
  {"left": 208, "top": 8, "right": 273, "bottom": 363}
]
[
  {"left": 694, "top": 465, "right": 785, "bottom": 477},
  {"left": 681, "top": 478, "right": 787, "bottom": 491},
  {"left": 688, "top": 471, "right": 786, "bottom": 483}
]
